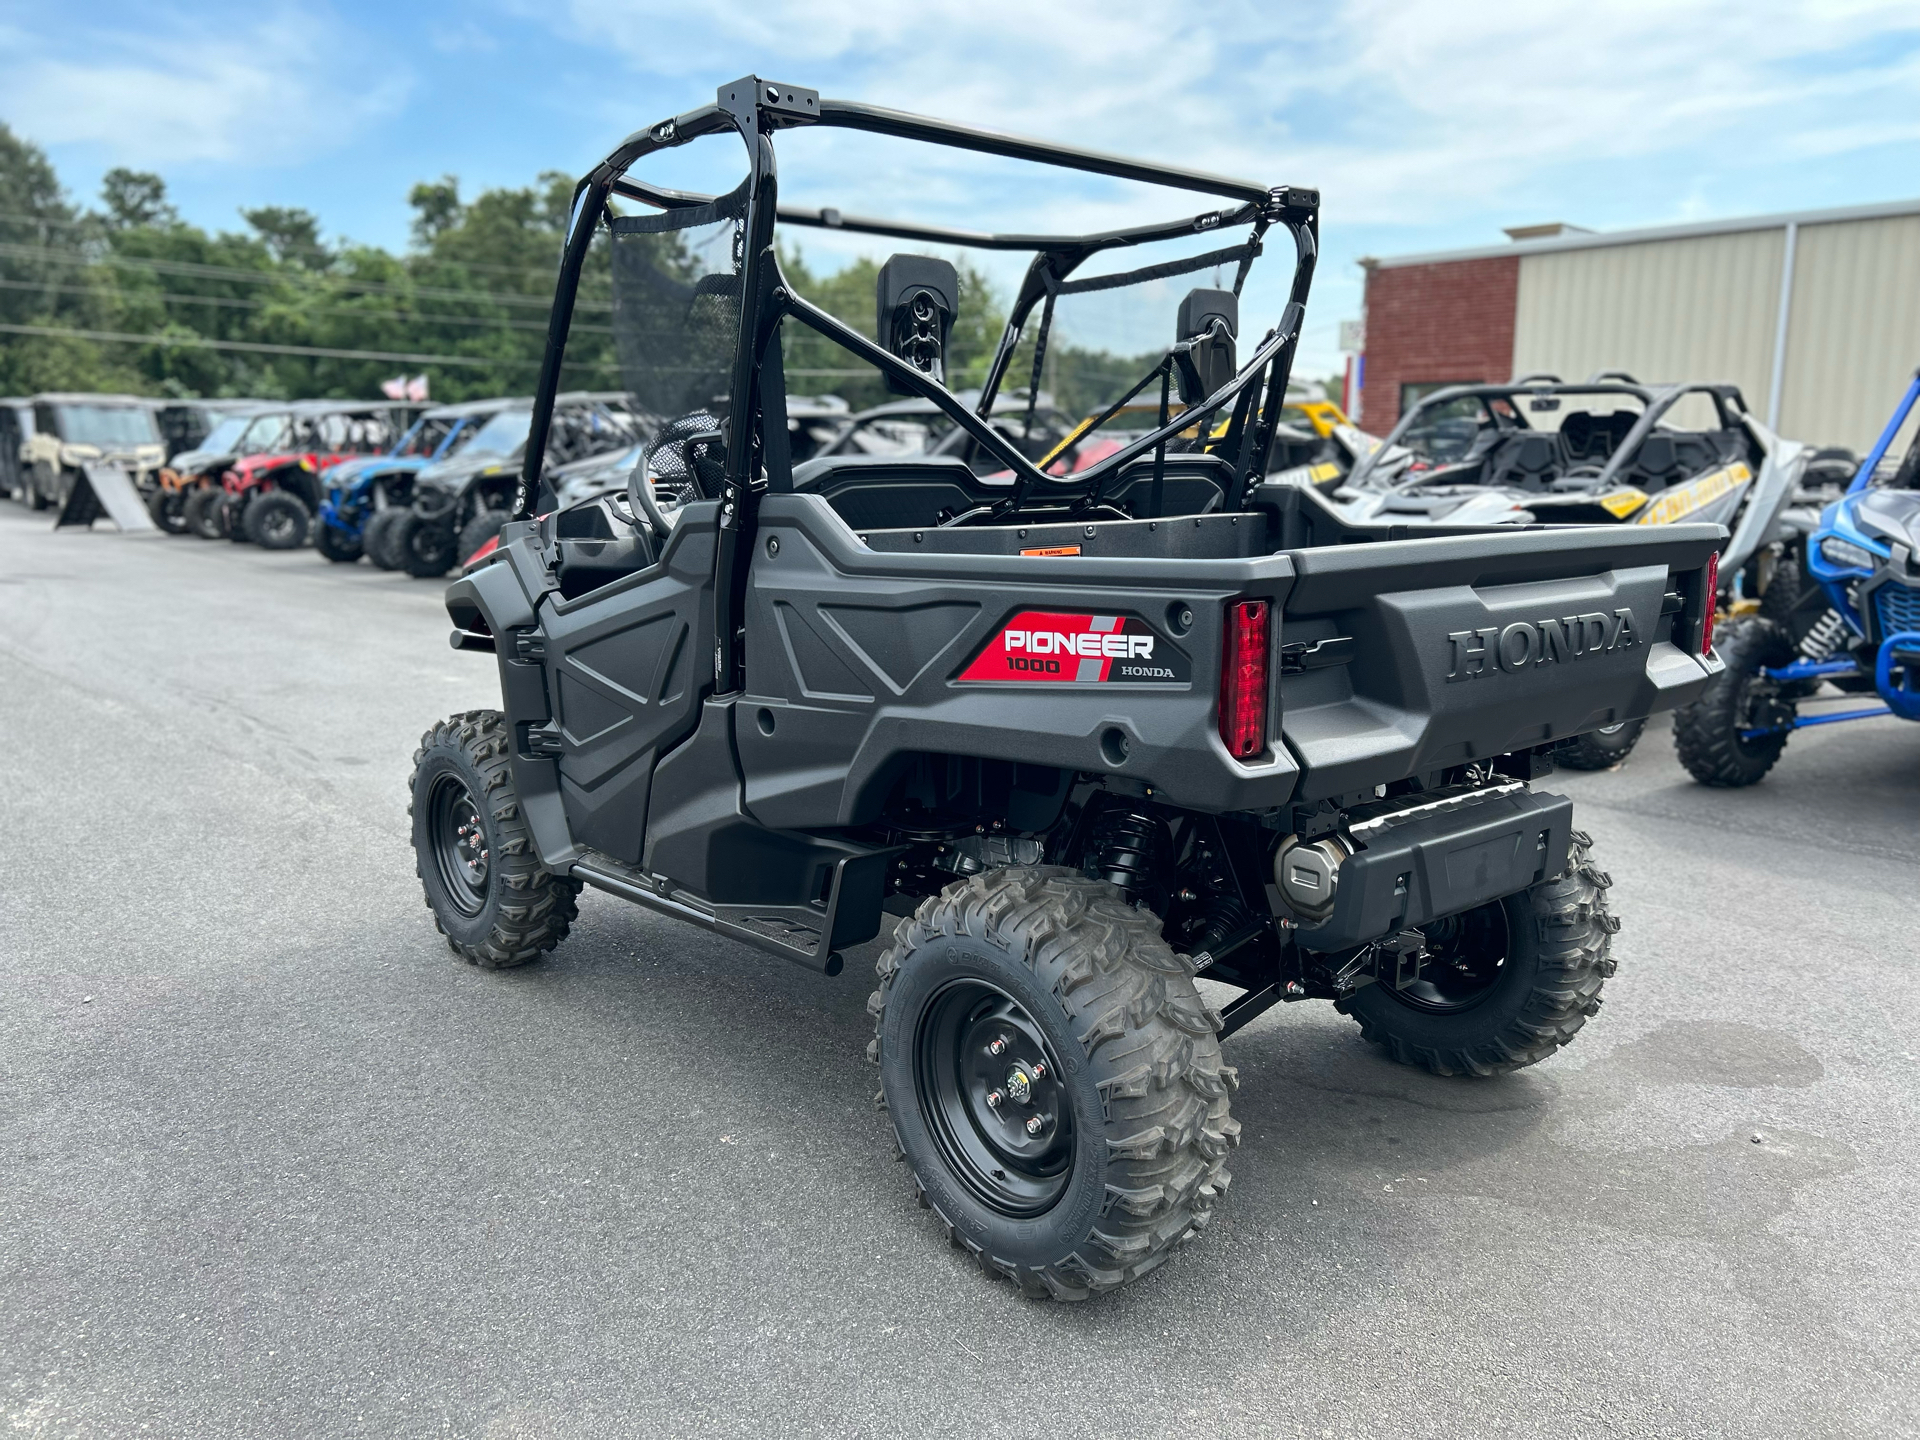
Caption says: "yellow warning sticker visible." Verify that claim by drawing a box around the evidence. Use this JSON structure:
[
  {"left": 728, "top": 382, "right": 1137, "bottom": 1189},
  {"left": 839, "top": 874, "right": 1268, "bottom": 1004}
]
[
  {"left": 1598, "top": 487, "right": 1650, "bottom": 518},
  {"left": 1309, "top": 461, "right": 1342, "bottom": 482},
  {"left": 1634, "top": 462, "right": 1751, "bottom": 526},
  {"left": 1020, "top": 545, "right": 1081, "bottom": 557}
]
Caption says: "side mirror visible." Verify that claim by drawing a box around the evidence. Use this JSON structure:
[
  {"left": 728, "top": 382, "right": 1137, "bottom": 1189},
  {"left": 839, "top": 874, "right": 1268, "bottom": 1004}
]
[
  {"left": 1173, "top": 288, "right": 1238, "bottom": 405},
  {"left": 876, "top": 255, "right": 958, "bottom": 395}
]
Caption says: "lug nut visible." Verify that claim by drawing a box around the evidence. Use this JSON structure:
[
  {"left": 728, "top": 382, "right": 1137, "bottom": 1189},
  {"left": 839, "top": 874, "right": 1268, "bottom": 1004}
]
[
  {"left": 1030, "top": 1061, "right": 1047, "bottom": 1079},
  {"left": 986, "top": 1090, "right": 1003, "bottom": 1109},
  {"left": 987, "top": 1037, "right": 1007, "bottom": 1057},
  {"left": 1025, "top": 1115, "right": 1046, "bottom": 1136}
]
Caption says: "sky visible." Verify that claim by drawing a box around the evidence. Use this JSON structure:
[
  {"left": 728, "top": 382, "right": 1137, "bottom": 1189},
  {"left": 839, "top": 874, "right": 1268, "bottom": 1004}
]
[{"left": 4, "top": 0, "right": 1919, "bottom": 380}]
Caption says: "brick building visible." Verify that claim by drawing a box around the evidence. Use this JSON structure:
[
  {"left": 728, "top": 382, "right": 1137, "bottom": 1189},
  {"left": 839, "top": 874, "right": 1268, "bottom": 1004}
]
[{"left": 1353, "top": 198, "right": 1920, "bottom": 453}]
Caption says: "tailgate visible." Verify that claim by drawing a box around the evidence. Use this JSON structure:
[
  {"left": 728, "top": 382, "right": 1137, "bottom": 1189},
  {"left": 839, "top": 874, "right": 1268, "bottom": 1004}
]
[{"left": 1277, "top": 523, "right": 1722, "bottom": 800}]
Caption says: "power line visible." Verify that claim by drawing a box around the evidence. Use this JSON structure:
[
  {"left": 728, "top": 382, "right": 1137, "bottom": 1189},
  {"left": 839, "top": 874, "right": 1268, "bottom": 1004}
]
[
  {"left": 0, "top": 206, "right": 582, "bottom": 281},
  {"left": 0, "top": 275, "right": 614, "bottom": 335},
  {"left": 0, "top": 239, "right": 613, "bottom": 313},
  {"left": 0, "top": 322, "right": 619, "bottom": 371}
]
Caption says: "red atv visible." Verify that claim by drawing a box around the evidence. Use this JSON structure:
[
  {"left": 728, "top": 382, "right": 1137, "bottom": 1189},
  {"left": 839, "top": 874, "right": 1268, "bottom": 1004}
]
[{"left": 197, "top": 401, "right": 418, "bottom": 548}]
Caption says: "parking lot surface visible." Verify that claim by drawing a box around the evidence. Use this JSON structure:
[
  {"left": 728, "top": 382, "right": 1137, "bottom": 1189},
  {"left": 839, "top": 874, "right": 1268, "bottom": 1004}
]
[{"left": 3, "top": 507, "right": 1916, "bottom": 1439}]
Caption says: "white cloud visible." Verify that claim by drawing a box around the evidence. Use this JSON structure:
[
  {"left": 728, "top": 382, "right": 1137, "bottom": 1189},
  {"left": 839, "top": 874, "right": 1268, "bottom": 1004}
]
[
  {"left": 3, "top": 7, "right": 410, "bottom": 168},
  {"left": 540, "top": 0, "right": 1920, "bottom": 225}
]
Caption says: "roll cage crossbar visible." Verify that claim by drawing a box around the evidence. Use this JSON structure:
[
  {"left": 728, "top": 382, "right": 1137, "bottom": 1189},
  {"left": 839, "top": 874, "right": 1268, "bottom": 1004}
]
[{"left": 1348, "top": 378, "right": 1754, "bottom": 492}]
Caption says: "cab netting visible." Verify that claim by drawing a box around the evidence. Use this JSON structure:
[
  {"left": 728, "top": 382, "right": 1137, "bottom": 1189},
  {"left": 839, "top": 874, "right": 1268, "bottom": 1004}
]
[{"left": 608, "top": 180, "right": 747, "bottom": 427}]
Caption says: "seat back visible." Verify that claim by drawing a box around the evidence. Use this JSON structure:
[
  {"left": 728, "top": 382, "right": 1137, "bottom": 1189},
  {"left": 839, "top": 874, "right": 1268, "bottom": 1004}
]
[
  {"left": 790, "top": 453, "right": 1011, "bottom": 530},
  {"left": 1098, "top": 453, "right": 1233, "bottom": 517}
]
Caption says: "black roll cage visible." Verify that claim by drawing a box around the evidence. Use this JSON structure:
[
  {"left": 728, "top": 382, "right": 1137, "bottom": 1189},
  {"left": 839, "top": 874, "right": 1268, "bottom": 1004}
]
[
  {"left": 1348, "top": 377, "right": 1755, "bottom": 491},
  {"left": 515, "top": 75, "right": 1319, "bottom": 693}
]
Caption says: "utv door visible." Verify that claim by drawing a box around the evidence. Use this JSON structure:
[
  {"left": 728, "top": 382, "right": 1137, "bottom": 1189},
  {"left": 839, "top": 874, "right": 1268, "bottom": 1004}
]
[{"left": 539, "top": 507, "right": 718, "bottom": 863}]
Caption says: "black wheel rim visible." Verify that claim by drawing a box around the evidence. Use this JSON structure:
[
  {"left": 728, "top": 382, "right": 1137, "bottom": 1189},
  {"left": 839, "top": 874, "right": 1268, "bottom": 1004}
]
[
  {"left": 1383, "top": 901, "right": 1512, "bottom": 1014},
  {"left": 428, "top": 774, "right": 489, "bottom": 916},
  {"left": 264, "top": 507, "right": 297, "bottom": 544},
  {"left": 913, "top": 979, "right": 1075, "bottom": 1217}
]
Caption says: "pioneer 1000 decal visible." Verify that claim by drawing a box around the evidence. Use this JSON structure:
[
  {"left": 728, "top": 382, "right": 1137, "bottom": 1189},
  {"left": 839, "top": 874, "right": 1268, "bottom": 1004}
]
[{"left": 957, "top": 611, "right": 1191, "bottom": 684}]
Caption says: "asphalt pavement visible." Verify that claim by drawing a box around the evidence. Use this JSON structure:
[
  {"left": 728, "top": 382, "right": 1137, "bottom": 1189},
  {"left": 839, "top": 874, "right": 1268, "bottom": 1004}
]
[{"left": 2, "top": 505, "right": 1916, "bottom": 1439}]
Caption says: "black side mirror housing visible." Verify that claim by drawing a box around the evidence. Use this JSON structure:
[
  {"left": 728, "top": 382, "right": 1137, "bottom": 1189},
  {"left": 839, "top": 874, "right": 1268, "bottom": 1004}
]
[
  {"left": 1173, "top": 288, "right": 1238, "bottom": 404},
  {"left": 876, "top": 255, "right": 958, "bottom": 395}
]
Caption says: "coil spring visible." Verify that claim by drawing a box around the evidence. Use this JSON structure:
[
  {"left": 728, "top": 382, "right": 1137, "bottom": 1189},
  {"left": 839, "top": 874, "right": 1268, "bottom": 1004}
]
[
  {"left": 1798, "top": 608, "right": 1848, "bottom": 661},
  {"left": 1088, "top": 809, "right": 1167, "bottom": 898}
]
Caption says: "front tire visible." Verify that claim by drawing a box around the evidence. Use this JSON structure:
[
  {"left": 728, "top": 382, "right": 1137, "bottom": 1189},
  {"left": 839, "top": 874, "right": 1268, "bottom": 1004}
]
[
  {"left": 315, "top": 519, "right": 363, "bottom": 563},
  {"left": 870, "top": 867, "right": 1239, "bottom": 1299},
  {"left": 399, "top": 512, "right": 457, "bottom": 579},
  {"left": 363, "top": 509, "right": 406, "bottom": 570},
  {"left": 409, "top": 710, "right": 579, "bottom": 967},
  {"left": 243, "top": 490, "right": 311, "bottom": 549},
  {"left": 457, "top": 509, "right": 510, "bottom": 570},
  {"left": 147, "top": 487, "right": 189, "bottom": 534},
  {"left": 1554, "top": 717, "right": 1646, "bottom": 771},
  {"left": 1339, "top": 832, "right": 1617, "bottom": 1077},
  {"left": 1673, "top": 616, "right": 1796, "bottom": 787},
  {"left": 183, "top": 486, "right": 225, "bottom": 539}
]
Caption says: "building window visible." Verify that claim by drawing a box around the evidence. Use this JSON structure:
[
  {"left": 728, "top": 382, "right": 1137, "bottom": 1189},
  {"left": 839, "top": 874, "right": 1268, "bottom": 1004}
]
[{"left": 1400, "top": 381, "right": 1479, "bottom": 415}]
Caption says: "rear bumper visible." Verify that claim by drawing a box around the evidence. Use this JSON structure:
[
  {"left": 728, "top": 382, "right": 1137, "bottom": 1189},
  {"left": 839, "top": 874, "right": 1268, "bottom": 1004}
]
[{"left": 1294, "top": 787, "right": 1575, "bottom": 951}]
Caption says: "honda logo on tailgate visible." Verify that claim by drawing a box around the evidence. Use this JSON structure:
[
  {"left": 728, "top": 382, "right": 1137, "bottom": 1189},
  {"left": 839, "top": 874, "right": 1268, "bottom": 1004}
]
[
  {"left": 1446, "top": 609, "right": 1639, "bottom": 682},
  {"left": 959, "top": 611, "right": 1190, "bottom": 684}
]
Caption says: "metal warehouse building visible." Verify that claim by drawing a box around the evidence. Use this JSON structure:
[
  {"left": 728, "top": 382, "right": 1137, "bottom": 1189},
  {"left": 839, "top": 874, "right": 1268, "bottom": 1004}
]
[{"left": 1355, "top": 198, "right": 1920, "bottom": 453}]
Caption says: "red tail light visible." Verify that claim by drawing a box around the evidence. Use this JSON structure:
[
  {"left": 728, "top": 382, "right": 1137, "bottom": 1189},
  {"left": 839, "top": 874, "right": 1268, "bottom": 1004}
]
[
  {"left": 1219, "top": 599, "right": 1270, "bottom": 760},
  {"left": 1701, "top": 550, "right": 1719, "bottom": 656}
]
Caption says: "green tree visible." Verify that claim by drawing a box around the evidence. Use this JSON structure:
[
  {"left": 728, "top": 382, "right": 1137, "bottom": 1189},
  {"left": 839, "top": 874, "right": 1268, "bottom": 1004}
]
[
  {"left": 242, "top": 206, "right": 325, "bottom": 267},
  {"left": 100, "top": 168, "right": 176, "bottom": 229}
]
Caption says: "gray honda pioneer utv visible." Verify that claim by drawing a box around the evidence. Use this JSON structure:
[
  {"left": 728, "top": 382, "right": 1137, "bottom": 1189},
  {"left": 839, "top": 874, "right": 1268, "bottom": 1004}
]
[{"left": 411, "top": 78, "right": 1724, "bottom": 1299}]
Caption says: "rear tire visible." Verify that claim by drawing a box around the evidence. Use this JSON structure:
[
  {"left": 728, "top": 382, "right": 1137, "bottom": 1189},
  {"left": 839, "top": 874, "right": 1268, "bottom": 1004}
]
[
  {"left": 243, "top": 490, "right": 311, "bottom": 549},
  {"left": 315, "top": 519, "right": 363, "bottom": 563},
  {"left": 870, "top": 867, "right": 1239, "bottom": 1299},
  {"left": 363, "top": 509, "right": 406, "bottom": 570},
  {"left": 1554, "top": 717, "right": 1646, "bottom": 770},
  {"left": 457, "top": 509, "right": 510, "bottom": 570},
  {"left": 1673, "top": 616, "right": 1796, "bottom": 787},
  {"left": 409, "top": 710, "right": 579, "bottom": 967},
  {"left": 1339, "top": 832, "right": 1616, "bottom": 1076},
  {"left": 29, "top": 463, "right": 54, "bottom": 510},
  {"left": 400, "top": 512, "right": 457, "bottom": 578},
  {"left": 183, "top": 486, "right": 225, "bottom": 539}
]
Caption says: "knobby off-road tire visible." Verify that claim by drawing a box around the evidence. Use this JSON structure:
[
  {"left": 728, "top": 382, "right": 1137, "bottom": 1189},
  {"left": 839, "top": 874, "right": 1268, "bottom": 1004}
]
[
  {"left": 363, "top": 508, "right": 407, "bottom": 570},
  {"left": 314, "top": 520, "right": 363, "bottom": 563},
  {"left": 183, "top": 486, "right": 225, "bottom": 539},
  {"left": 409, "top": 710, "right": 579, "bottom": 968},
  {"left": 1757, "top": 554, "right": 1802, "bottom": 629},
  {"left": 869, "top": 867, "right": 1240, "bottom": 1300},
  {"left": 457, "top": 510, "right": 510, "bottom": 570},
  {"left": 147, "top": 487, "right": 189, "bottom": 534},
  {"left": 1673, "top": 616, "right": 1796, "bottom": 787},
  {"left": 399, "top": 512, "right": 457, "bottom": 579},
  {"left": 1555, "top": 716, "right": 1647, "bottom": 771},
  {"left": 243, "top": 490, "right": 311, "bottom": 550},
  {"left": 1339, "top": 832, "right": 1618, "bottom": 1077}
]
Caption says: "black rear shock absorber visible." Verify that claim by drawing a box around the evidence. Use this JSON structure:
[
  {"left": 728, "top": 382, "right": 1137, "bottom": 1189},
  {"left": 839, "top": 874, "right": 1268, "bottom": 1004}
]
[{"left": 1086, "top": 808, "right": 1168, "bottom": 901}]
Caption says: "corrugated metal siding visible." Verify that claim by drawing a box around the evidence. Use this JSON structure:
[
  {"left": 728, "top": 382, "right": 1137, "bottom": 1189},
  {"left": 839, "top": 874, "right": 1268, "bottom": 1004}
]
[
  {"left": 1510, "top": 230, "right": 1785, "bottom": 402},
  {"left": 1777, "top": 214, "right": 1920, "bottom": 455}
]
